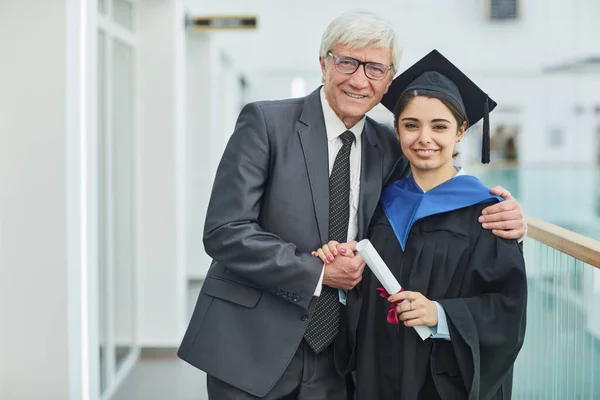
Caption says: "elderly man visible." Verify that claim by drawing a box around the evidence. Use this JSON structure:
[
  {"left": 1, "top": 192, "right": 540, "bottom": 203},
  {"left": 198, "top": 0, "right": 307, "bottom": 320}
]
[{"left": 178, "top": 11, "right": 524, "bottom": 400}]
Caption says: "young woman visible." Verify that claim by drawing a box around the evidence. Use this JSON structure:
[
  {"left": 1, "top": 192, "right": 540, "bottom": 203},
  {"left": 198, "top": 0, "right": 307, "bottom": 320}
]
[{"left": 314, "top": 50, "right": 527, "bottom": 400}]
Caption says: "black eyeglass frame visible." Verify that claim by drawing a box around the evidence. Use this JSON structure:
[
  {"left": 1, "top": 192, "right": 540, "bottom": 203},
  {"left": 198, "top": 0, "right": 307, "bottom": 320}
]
[{"left": 327, "top": 51, "right": 394, "bottom": 81}]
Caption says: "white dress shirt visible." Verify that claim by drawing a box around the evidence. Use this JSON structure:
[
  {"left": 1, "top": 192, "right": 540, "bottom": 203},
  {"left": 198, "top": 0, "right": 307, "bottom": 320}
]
[{"left": 314, "top": 88, "right": 365, "bottom": 296}]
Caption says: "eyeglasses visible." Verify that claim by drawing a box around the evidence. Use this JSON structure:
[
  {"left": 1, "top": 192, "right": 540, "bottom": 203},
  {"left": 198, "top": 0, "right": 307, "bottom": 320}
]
[{"left": 328, "top": 52, "right": 393, "bottom": 81}]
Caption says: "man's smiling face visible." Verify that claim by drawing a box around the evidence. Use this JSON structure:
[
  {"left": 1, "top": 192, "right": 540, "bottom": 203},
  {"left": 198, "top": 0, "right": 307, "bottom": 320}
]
[{"left": 320, "top": 43, "right": 393, "bottom": 128}]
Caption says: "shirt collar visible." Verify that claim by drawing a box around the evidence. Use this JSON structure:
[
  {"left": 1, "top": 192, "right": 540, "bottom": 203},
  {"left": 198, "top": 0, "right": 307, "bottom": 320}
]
[{"left": 320, "top": 88, "right": 366, "bottom": 143}]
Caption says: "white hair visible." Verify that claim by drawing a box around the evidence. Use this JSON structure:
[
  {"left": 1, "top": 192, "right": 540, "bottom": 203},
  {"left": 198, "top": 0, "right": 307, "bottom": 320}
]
[{"left": 319, "top": 11, "right": 403, "bottom": 73}]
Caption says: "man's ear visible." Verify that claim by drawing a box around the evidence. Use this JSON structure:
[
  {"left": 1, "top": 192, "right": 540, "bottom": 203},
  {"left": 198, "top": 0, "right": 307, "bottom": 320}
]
[
  {"left": 383, "top": 76, "right": 393, "bottom": 94},
  {"left": 319, "top": 56, "right": 326, "bottom": 75}
]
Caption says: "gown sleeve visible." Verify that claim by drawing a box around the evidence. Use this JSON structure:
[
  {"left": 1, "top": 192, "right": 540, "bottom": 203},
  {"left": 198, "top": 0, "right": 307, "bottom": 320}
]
[{"left": 436, "top": 228, "right": 527, "bottom": 399}]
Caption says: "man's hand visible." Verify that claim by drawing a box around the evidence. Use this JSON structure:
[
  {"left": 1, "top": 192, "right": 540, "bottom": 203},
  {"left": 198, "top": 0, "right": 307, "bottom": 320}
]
[
  {"left": 312, "top": 241, "right": 364, "bottom": 291},
  {"left": 479, "top": 186, "right": 525, "bottom": 240},
  {"left": 322, "top": 253, "right": 365, "bottom": 291}
]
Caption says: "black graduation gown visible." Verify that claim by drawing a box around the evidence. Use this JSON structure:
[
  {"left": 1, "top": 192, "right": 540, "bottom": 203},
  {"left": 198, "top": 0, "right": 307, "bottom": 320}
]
[{"left": 354, "top": 201, "right": 527, "bottom": 400}]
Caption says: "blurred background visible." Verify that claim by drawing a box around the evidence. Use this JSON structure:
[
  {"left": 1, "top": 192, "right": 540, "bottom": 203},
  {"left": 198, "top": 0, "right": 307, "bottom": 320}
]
[{"left": 1, "top": 0, "right": 599, "bottom": 399}]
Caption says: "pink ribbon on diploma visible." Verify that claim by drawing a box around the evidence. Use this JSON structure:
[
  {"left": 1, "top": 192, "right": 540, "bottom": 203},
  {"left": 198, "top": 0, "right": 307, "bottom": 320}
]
[{"left": 377, "top": 287, "right": 404, "bottom": 325}]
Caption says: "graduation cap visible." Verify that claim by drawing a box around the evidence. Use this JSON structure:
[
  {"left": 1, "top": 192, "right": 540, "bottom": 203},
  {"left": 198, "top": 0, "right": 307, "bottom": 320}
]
[{"left": 381, "top": 50, "right": 497, "bottom": 164}]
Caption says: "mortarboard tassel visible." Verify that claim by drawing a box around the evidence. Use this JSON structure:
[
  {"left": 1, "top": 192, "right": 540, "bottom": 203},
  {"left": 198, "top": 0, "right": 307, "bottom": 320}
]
[{"left": 482, "top": 96, "right": 490, "bottom": 164}]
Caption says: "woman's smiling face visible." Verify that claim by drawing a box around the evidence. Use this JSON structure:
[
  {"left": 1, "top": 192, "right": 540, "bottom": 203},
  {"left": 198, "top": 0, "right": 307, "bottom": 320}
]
[{"left": 396, "top": 96, "right": 466, "bottom": 174}]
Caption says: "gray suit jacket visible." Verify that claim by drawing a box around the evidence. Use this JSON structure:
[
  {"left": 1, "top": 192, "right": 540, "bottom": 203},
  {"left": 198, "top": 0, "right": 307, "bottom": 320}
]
[{"left": 177, "top": 87, "right": 406, "bottom": 397}]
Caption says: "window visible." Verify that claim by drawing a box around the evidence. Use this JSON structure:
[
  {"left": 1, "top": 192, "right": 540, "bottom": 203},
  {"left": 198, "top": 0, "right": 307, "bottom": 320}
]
[
  {"left": 485, "top": 0, "right": 519, "bottom": 20},
  {"left": 113, "top": 0, "right": 134, "bottom": 30},
  {"left": 548, "top": 127, "right": 564, "bottom": 148},
  {"left": 96, "top": 1, "right": 137, "bottom": 396}
]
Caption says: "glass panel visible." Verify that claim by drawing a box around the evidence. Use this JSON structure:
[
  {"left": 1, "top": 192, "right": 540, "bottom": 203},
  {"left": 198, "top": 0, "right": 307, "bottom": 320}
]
[
  {"left": 512, "top": 237, "right": 600, "bottom": 398},
  {"left": 113, "top": 0, "right": 134, "bottom": 30},
  {"left": 111, "top": 38, "right": 135, "bottom": 371},
  {"left": 98, "top": 0, "right": 106, "bottom": 14},
  {"left": 97, "top": 29, "right": 107, "bottom": 395},
  {"left": 473, "top": 166, "right": 600, "bottom": 241}
]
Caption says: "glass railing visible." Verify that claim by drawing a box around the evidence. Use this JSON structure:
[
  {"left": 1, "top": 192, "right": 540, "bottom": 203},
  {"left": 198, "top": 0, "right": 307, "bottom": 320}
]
[{"left": 512, "top": 217, "right": 600, "bottom": 399}]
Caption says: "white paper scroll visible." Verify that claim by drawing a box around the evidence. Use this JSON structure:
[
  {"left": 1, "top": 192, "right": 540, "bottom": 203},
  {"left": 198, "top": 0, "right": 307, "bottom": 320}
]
[{"left": 356, "top": 239, "right": 432, "bottom": 340}]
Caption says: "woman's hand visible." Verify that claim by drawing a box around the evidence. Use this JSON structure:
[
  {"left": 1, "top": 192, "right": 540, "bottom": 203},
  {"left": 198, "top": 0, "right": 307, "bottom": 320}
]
[
  {"left": 388, "top": 291, "right": 438, "bottom": 327},
  {"left": 311, "top": 240, "right": 357, "bottom": 264}
]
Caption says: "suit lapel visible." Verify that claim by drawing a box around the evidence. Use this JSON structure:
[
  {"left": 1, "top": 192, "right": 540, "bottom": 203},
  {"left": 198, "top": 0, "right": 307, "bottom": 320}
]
[
  {"left": 297, "top": 88, "right": 329, "bottom": 244},
  {"left": 358, "top": 120, "right": 383, "bottom": 239}
]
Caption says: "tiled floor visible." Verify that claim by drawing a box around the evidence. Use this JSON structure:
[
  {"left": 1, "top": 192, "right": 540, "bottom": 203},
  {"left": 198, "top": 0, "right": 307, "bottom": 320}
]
[
  {"left": 112, "top": 281, "right": 208, "bottom": 400},
  {"left": 112, "top": 358, "right": 208, "bottom": 400}
]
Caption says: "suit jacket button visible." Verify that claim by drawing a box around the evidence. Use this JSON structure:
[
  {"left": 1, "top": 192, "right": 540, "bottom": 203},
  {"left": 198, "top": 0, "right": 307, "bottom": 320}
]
[{"left": 301, "top": 314, "right": 309, "bottom": 321}]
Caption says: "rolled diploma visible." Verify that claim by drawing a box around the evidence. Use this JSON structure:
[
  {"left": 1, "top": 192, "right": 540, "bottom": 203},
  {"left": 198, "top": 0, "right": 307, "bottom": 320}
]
[{"left": 356, "top": 239, "right": 432, "bottom": 341}]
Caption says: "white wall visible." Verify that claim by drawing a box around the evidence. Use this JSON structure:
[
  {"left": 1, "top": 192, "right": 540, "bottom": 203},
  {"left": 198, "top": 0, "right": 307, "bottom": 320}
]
[
  {"left": 185, "top": 32, "right": 244, "bottom": 279},
  {"left": 185, "top": 33, "right": 214, "bottom": 279},
  {"left": 0, "top": 0, "right": 92, "bottom": 398},
  {"left": 136, "top": 0, "right": 188, "bottom": 347}
]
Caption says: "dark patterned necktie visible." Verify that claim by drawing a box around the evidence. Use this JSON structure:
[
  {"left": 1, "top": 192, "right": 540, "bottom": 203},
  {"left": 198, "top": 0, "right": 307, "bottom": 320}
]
[{"left": 304, "top": 130, "right": 355, "bottom": 353}]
